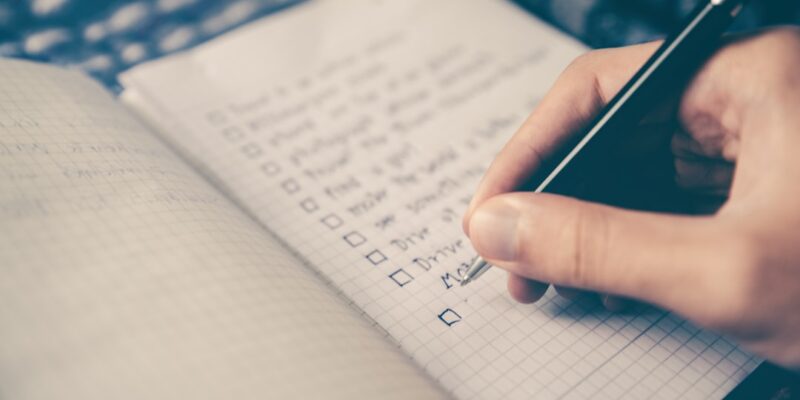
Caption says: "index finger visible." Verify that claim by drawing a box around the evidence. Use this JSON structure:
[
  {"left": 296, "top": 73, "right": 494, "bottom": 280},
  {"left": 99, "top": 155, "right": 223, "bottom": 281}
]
[{"left": 463, "top": 42, "right": 662, "bottom": 235}]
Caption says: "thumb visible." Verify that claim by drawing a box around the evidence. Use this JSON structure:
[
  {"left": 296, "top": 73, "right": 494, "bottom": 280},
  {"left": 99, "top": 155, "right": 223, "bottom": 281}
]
[{"left": 467, "top": 192, "right": 725, "bottom": 311}]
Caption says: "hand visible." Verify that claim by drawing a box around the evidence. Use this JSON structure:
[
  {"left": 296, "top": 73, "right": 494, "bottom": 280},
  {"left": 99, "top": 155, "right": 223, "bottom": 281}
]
[{"left": 462, "top": 28, "right": 800, "bottom": 369}]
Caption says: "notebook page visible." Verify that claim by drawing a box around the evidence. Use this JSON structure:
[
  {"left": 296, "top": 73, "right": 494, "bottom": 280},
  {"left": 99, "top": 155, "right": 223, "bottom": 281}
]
[
  {"left": 0, "top": 59, "right": 446, "bottom": 400},
  {"left": 119, "top": 1, "right": 759, "bottom": 398}
]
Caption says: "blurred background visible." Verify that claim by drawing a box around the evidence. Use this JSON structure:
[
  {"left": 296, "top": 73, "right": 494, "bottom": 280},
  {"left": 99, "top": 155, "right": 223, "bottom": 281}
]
[{"left": 0, "top": 0, "right": 797, "bottom": 90}]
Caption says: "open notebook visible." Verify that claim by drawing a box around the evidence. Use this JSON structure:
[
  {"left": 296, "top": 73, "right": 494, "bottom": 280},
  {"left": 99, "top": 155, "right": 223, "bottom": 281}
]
[{"left": 0, "top": 0, "right": 760, "bottom": 399}]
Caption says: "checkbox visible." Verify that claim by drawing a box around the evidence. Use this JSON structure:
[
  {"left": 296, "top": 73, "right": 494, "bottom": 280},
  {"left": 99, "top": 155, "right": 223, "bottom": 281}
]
[
  {"left": 438, "top": 308, "right": 462, "bottom": 327},
  {"left": 389, "top": 268, "right": 414, "bottom": 287},
  {"left": 221, "top": 127, "right": 245, "bottom": 142},
  {"left": 365, "top": 249, "right": 387, "bottom": 266},
  {"left": 300, "top": 198, "right": 318, "bottom": 212},
  {"left": 206, "top": 110, "right": 228, "bottom": 126},
  {"left": 241, "top": 143, "right": 263, "bottom": 159},
  {"left": 281, "top": 178, "right": 301, "bottom": 194},
  {"left": 321, "top": 214, "right": 343, "bottom": 229},
  {"left": 343, "top": 231, "right": 366, "bottom": 247},
  {"left": 260, "top": 162, "right": 281, "bottom": 176}
]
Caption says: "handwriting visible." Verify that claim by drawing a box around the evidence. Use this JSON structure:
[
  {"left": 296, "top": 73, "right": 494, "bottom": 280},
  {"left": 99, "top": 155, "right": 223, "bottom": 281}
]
[
  {"left": 183, "top": 28, "right": 558, "bottom": 331},
  {"left": 389, "top": 227, "right": 431, "bottom": 252}
]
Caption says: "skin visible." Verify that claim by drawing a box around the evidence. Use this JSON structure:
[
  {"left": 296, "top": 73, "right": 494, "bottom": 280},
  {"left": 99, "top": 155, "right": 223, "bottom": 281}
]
[{"left": 462, "top": 28, "right": 800, "bottom": 369}]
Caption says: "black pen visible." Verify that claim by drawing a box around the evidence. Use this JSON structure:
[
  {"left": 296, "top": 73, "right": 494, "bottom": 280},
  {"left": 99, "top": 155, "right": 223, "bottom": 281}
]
[{"left": 461, "top": 0, "right": 748, "bottom": 286}]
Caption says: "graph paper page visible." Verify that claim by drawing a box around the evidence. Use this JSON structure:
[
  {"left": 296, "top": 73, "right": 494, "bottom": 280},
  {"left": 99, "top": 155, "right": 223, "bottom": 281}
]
[
  {"left": 0, "top": 58, "right": 445, "bottom": 400},
  {"left": 120, "top": 1, "right": 760, "bottom": 398}
]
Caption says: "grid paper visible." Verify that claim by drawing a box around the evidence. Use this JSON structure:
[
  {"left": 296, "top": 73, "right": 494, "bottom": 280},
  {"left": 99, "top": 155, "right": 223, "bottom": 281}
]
[
  {"left": 119, "top": 0, "right": 760, "bottom": 399},
  {"left": 0, "top": 58, "right": 445, "bottom": 400}
]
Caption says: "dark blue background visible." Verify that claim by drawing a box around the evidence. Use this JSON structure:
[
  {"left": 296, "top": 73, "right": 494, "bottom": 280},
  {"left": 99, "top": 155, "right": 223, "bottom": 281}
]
[{"left": 0, "top": 0, "right": 796, "bottom": 89}]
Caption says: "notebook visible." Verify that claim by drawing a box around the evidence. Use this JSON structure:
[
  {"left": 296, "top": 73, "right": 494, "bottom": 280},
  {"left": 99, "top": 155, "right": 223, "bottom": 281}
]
[{"left": 0, "top": 0, "right": 760, "bottom": 399}]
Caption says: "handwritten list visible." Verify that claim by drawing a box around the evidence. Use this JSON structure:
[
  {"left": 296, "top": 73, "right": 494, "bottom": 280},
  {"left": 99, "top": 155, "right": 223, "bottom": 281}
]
[
  {"left": 121, "top": 1, "right": 759, "bottom": 398},
  {"left": 198, "top": 31, "right": 542, "bottom": 295}
]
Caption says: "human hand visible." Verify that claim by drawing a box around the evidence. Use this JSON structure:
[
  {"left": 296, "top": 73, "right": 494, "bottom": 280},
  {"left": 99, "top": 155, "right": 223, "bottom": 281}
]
[{"left": 462, "top": 28, "right": 800, "bottom": 369}]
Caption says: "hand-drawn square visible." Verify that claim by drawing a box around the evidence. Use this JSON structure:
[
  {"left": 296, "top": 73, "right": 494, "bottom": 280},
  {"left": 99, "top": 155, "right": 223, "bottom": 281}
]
[
  {"left": 343, "top": 231, "right": 366, "bottom": 247},
  {"left": 281, "top": 178, "right": 301, "bottom": 194},
  {"left": 438, "top": 308, "right": 462, "bottom": 327},
  {"left": 300, "top": 198, "right": 318, "bottom": 213},
  {"left": 260, "top": 162, "right": 281, "bottom": 176},
  {"left": 389, "top": 268, "right": 413, "bottom": 287},
  {"left": 365, "top": 249, "right": 387, "bottom": 266},
  {"left": 241, "top": 143, "right": 263, "bottom": 159},
  {"left": 321, "top": 214, "right": 343, "bottom": 229},
  {"left": 221, "top": 127, "right": 245, "bottom": 142}
]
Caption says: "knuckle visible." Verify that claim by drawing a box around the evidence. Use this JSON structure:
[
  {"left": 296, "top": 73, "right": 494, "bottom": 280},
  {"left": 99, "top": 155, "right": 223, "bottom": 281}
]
[
  {"left": 561, "top": 49, "right": 619, "bottom": 106},
  {"left": 562, "top": 50, "right": 604, "bottom": 79},
  {"left": 511, "top": 197, "right": 609, "bottom": 289},
  {"left": 565, "top": 206, "right": 609, "bottom": 289}
]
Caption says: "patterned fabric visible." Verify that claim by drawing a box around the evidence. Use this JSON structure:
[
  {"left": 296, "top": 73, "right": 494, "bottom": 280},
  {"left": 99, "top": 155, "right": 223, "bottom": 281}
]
[
  {"left": 1, "top": 0, "right": 798, "bottom": 89},
  {"left": 0, "top": 0, "right": 302, "bottom": 89}
]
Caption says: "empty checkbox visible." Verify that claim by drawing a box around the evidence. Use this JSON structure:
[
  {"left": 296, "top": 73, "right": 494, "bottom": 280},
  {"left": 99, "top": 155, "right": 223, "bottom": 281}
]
[
  {"left": 365, "top": 249, "right": 387, "bottom": 266},
  {"left": 389, "top": 268, "right": 414, "bottom": 287},
  {"left": 281, "top": 178, "right": 301, "bottom": 194},
  {"left": 438, "top": 308, "right": 462, "bottom": 327},
  {"left": 321, "top": 214, "right": 343, "bottom": 229},
  {"left": 343, "top": 231, "right": 366, "bottom": 247},
  {"left": 260, "top": 162, "right": 281, "bottom": 176},
  {"left": 221, "top": 127, "right": 245, "bottom": 142},
  {"left": 241, "top": 143, "right": 263, "bottom": 159},
  {"left": 300, "top": 198, "right": 319, "bottom": 212}
]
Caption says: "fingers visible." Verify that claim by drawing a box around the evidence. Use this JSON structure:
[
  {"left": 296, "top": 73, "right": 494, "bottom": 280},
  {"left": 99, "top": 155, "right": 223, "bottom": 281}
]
[
  {"left": 553, "top": 286, "right": 585, "bottom": 300},
  {"left": 601, "top": 295, "right": 632, "bottom": 313},
  {"left": 507, "top": 274, "right": 548, "bottom": 304},
  {"left": 674, "top": 158, "right": 733, "bottom": 195},
  {"left": 462, "top": 41, "right": 662, "bottom": 235},
  {"left": 671, "top": 130, "right": 734, "bottom": 212},
  {"left": 467, "top": 192, "right": 722, "bottom": 312},
  {"left": 514, "top": 281, "right": 632, "bottom": 312}
]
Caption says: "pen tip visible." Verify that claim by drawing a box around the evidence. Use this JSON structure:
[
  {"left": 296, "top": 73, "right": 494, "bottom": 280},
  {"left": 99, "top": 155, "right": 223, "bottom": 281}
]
[{"left": 460, "top": 277, "right": 471, "bottom": 287}]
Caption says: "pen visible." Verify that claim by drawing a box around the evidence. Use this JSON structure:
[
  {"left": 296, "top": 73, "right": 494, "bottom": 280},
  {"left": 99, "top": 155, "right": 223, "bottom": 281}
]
[{"left": 461, "top": 0, "right": 748, "bottom": 287}]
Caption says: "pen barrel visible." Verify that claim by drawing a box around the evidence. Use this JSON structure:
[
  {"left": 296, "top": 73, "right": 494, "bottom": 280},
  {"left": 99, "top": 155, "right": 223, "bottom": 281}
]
[{"left": 537, "top": 0, "right": 746, "bottom": 198}]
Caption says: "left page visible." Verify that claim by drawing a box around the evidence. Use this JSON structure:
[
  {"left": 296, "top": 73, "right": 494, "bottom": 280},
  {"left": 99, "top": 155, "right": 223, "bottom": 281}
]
[
  {"left": 120, "top": 1, "right": 759, "bottom": 398},
  {"left": 0, "top": 58, "right": 446, "bottom": 400}
]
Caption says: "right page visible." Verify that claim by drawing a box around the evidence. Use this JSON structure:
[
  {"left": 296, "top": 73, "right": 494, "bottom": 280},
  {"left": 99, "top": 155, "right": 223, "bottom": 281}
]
[{"left": 119, "top": 0, "right": 759, "bottom": 398}]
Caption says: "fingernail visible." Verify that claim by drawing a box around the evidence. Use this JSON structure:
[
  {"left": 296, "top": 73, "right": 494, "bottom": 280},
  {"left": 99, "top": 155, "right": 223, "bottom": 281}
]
[{"left": 469, "top": 199, "right": 519, "bottom": 261}]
